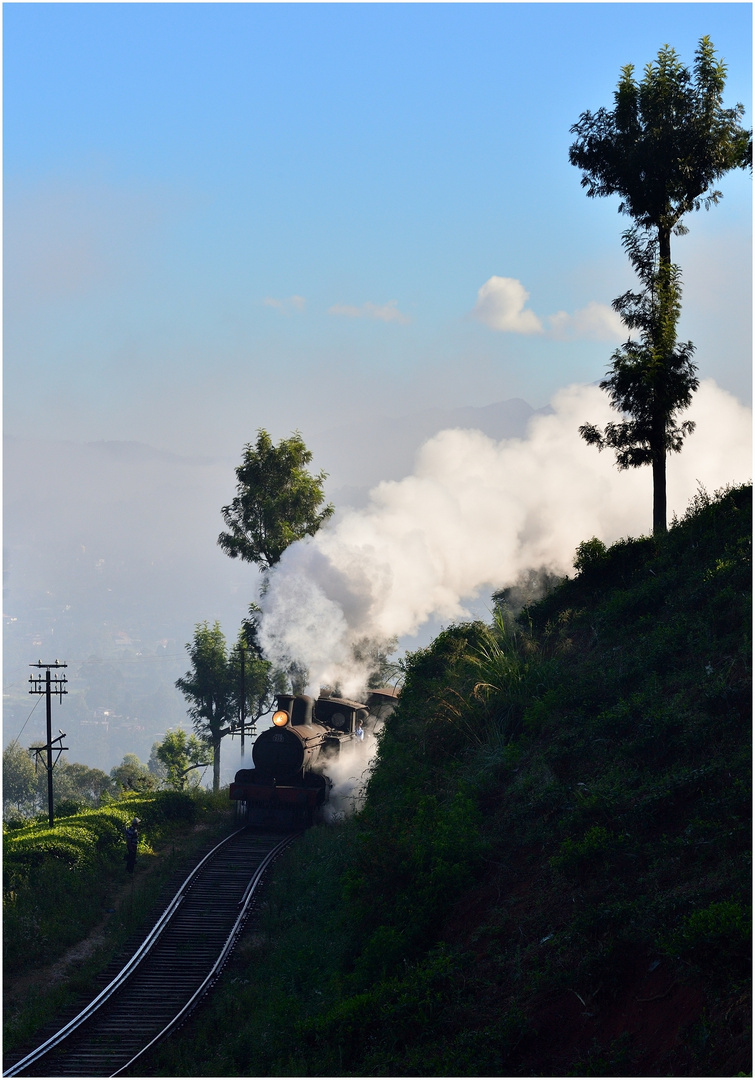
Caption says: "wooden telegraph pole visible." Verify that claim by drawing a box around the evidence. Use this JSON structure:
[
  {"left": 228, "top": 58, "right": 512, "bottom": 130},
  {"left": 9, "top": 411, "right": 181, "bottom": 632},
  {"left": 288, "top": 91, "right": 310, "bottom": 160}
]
[
  {"left": 28, "top": 660, "right": 68, "bottom": 826},
  {"left": 240, "top": 646, "right": 246, "bottom": 758},
  {"left": 236, "top": 646, "right": 258, "bottom": 758}
]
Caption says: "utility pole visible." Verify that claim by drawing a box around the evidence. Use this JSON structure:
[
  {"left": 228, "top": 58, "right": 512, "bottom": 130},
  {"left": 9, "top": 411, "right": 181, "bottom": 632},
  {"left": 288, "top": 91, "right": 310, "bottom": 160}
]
[
  {"left": 235, "top": 647, "right": 257, "bottom": 757},
  {"left": 240, "top": 646, "right": 246, "bottom": 758},
  {"left": 28, "top": 660, "right": 68, "bottom": 827}
]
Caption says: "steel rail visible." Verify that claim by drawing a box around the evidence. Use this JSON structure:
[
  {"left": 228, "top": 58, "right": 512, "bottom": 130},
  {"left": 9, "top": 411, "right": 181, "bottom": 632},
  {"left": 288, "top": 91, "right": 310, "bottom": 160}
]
[
  {"left": 110, "top": 831, "right": 295, "bottom": 1076},
  {"left": 5, "top": 828, "right": 296, "bottom": 1078}
]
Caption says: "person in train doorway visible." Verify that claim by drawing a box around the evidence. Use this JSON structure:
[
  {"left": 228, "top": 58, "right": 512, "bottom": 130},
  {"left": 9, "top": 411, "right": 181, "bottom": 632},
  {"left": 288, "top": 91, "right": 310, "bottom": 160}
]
[{"left": 125, "top": 817, "right": 140, "bottom": 874}]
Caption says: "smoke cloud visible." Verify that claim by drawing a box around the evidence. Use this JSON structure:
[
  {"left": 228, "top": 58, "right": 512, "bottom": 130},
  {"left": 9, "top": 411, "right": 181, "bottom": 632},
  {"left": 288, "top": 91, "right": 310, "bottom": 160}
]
[
  {"left": 259, "top": 380, "right": 751, "bottom": 696},
  {"left": 321, "top": 733, "right": 380, "bottom": 823}
]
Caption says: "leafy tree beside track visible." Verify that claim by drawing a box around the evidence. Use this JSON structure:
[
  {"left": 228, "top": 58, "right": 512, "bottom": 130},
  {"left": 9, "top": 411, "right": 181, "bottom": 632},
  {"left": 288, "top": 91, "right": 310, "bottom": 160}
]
[
  {"left": 150, "top": 729, "right": 209, "bottom": 790},
  {"left": 175, "top": 622, "right": 235, "bottom": 794}
]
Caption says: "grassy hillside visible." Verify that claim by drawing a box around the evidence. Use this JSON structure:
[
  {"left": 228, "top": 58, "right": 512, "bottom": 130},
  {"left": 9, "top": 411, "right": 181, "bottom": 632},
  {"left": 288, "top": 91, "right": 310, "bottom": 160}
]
[{"left": 92, "top": 485, "right": 755, "bottom": 1074}]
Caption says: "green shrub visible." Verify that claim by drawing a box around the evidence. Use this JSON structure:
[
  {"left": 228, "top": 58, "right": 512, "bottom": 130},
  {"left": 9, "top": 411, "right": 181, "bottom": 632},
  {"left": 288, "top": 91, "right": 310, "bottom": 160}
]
[
  {"left": 550, "top": 825, "right": 628, "bottom": 876},
  {"left": 662, "top": 900, "right": 751, "bottom": 977},
  {"left": 55, "top": 798, "right": 87, "bottom": 818},
  {"left": 573, "top": 536, "right": 608, "bottom": 573}
]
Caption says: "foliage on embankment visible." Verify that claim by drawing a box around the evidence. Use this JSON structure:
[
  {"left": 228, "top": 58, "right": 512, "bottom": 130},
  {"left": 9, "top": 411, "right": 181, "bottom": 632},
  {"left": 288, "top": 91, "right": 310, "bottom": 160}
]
[
  {"left": 3, "top": 789, "right": 227, "bottom": 973},
  {"left": 74, "top": 485, "right": 755, "bottom": 1074}
]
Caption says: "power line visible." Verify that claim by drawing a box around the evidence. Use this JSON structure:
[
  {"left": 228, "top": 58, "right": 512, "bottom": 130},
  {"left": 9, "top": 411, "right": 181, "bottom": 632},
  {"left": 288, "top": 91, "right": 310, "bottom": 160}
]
[
  {"left": 11, "top": 694, "right": 43, "bottom": 746},
  {"left": 3, "top": 653, "right": 186, "bottom": 690},
  {"left": 70, "top": 655, "right": 186, "bottom": 665}
]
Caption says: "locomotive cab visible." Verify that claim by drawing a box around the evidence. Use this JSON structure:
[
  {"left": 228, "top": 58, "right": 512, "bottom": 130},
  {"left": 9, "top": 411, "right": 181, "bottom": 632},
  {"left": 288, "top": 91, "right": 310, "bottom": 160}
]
[{"left": 314, "top": 695, "right": 369, "bottom": 735}]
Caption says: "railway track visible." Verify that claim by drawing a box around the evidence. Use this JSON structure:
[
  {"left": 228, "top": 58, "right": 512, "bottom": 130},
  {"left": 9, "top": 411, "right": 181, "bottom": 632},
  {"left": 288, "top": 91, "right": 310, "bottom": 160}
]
[{"left": 5, "top": 828, "right": 298, "bottom": 1077}]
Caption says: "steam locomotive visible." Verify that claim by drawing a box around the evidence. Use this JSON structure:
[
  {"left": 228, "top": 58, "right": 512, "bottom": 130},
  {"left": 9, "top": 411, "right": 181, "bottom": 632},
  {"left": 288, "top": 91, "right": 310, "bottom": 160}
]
[{"left": 229, "top": 687, "right": 399, "bottom": 828}]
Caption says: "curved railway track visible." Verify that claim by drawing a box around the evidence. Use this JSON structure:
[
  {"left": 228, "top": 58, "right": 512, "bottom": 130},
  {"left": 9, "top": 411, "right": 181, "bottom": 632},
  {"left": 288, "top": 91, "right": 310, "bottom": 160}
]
[{"left": 5, "top": 828, "right": 298, "bottom": 1078}]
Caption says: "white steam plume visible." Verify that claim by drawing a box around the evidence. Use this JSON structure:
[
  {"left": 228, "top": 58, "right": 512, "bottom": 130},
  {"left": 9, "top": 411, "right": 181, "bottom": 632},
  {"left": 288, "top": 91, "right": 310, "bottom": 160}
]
[
  {"left": 259, "top": 380, "right": 751, "bottom": 697},
  {"left": 321, "top": 734, "right": 380, "bottom": 823}
]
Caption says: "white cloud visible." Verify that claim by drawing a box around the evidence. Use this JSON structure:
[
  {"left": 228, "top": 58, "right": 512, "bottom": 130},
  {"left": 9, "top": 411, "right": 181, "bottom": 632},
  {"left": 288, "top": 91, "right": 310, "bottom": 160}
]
[
  {"left": 471, "top": 278, "right": 625, "bottom": 342},
  {"left": 470, "top": 276, "right": 543, "bottom": 334},
  {"left": 547, "top": 301, "right": 625, "bottom": 341},
  {"left": 263, "top": 294, "right": 306, "bottom": 314},
  {"left": 328, "top": 299, "right": 410, "bottom": 324}
]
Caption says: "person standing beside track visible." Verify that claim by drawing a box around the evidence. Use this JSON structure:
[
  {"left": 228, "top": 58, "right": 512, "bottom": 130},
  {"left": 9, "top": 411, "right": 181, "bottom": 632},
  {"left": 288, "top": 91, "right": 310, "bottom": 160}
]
[{"left": 125, "top": 817, "right": 140, "bottom": 874}]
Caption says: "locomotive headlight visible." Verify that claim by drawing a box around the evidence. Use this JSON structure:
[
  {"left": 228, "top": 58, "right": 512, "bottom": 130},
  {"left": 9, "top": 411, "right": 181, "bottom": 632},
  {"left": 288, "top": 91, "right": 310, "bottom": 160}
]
[{"left": 272, "top": 710, "right": 289, "bottom": 727}]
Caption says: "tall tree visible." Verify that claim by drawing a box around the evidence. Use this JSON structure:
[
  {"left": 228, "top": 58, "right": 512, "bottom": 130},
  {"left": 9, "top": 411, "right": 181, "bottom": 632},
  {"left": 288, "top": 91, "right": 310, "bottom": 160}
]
[
  {"left": 218, "top": 430, "right": 334, "bottom": 570},
  {"left": 175, "top": 621, "right": 234, "bottom": 793},
  {"left": 569, "top": 37, "right": 749, "bottom": 271},
  {"left": 569, "top": 37, "right": 750, "bottom": 533}
]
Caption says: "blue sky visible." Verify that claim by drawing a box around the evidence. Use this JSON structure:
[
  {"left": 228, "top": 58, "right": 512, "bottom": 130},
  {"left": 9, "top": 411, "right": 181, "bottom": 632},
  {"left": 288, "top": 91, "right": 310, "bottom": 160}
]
[{"left": 4, "top": 2, "right": 752, "bottom": 459}]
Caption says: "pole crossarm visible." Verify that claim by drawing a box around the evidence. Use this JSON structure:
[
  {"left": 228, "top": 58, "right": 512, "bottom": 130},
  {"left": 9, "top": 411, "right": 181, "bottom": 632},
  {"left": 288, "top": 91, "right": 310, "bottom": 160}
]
[
  {"left": 28, "top": 676, "right": 69, "bottom": 700},
  {"left": 231, "top": 721, "right": 258, "bottom": 740},
  {"left": 31, "top": 733, "right": 68, "bottom": 771}
]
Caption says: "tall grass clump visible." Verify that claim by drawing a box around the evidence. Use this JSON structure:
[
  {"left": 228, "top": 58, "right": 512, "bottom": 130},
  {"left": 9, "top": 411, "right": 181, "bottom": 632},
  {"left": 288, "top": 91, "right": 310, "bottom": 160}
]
[{"left": 435, "top": 609, "right": 541, "bottom": 748}]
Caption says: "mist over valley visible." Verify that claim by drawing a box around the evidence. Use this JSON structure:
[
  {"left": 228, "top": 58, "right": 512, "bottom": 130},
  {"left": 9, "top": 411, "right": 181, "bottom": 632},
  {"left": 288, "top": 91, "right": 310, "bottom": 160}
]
[
  {"left": 4, "top": 385, "right": 750, "bottom": 779},
  {"left": 2, "top": 398, "right": 550, "bottom": 775}
]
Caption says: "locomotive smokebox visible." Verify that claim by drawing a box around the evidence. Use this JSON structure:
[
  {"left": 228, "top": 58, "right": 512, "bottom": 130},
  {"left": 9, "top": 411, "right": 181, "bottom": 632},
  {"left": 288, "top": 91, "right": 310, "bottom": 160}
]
[{"left": 252, "top": 724, "right": 323, "bottom": 781}]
